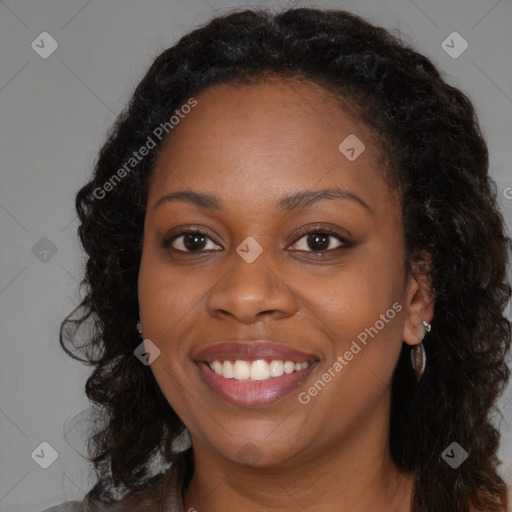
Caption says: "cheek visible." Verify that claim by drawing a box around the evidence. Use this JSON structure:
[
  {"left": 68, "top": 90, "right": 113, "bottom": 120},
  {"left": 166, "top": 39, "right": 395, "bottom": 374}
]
[
  {"left": 302, "top": 248, "right": 406, "bottom": 383},
  {"left": 308, "top": 251, "right": 403, "bottom": 334},
  {"left": 301, "top": 266, "right": 404, "bottom": 429},
  {"left": 137, "top": 249, "right": 218, "bottom": 414},
  {"left": 137, "top": 254, "right": 195, "bottom": 412},
  {"left": 138, "top": 249, "right": 212, "bottom": 342}
]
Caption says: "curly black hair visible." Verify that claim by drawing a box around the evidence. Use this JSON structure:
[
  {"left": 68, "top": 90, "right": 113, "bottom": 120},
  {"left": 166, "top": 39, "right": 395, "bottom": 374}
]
[{"left": 60, "top": 7, "right": 512, "bottom": 512}]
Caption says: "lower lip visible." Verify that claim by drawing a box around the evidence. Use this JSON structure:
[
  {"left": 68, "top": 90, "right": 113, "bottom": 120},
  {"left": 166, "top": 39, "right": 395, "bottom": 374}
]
[{"left": 197, "top": 361, "right": 319, "bottom": 407}]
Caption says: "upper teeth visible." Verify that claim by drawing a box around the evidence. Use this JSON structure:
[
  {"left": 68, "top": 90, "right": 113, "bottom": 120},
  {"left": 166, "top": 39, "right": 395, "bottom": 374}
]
[{"left": 208, "top": 359, "right": 311, "bottom": 381}]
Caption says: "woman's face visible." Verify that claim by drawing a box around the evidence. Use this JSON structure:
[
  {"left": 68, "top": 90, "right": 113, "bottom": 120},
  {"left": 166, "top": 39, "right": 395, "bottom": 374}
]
[{"left": 138, "top": 78, "right": 432, "bottom": 468}]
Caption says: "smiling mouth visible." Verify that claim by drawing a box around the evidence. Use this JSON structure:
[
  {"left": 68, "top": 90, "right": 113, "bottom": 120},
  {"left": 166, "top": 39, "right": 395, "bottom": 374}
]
[
  {"left": 203, "top": 358, "right": 317, "bottom": 381},
  {"left": 195, "top": 358, "right": 320, "bottom": 407},
  {"left": 192, "top": 340, "right": 321, "bottom": 406}
]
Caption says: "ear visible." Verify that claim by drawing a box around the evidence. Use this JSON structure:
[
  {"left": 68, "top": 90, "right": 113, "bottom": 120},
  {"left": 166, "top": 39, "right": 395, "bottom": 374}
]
[{"left": 402, "top": 251, "right": 435, "bottom": 346}]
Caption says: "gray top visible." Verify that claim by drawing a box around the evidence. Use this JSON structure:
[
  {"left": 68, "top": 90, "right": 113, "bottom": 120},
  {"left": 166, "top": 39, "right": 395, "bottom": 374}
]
[
  {"left": 40, "top": 467, "right": 185, "bottom": 512},
  {"left": 41, "top": 503, "right": 83, "bottom": 512}
]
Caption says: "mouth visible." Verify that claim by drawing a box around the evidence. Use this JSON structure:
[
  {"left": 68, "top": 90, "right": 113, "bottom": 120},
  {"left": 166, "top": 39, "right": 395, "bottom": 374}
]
[
  {"left": 193, "top": 341, "right": 320, "bottom": 407},
  {"left": 204, "top": 358, "right": 315, "bottom": 380}
]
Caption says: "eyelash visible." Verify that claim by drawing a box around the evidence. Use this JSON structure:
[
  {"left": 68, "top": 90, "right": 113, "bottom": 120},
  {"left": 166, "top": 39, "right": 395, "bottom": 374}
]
[
  {"left": 162, "top": 225, "right": 353, "bottom": 254},
  {"left": 162, "top": 228, "right": 218, "bottom": 252},
  {"left": 291, "top": 226, "right": 353, "bottom": 252}
]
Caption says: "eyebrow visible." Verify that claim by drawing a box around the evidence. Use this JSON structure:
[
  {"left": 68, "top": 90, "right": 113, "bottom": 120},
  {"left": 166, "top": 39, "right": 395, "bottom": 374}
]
[
  {"left": 153, "top": 187, "right": 371, "bottom": 213},
  {"left": 154, "top": 191, "right": 221, "bottom": 211}
]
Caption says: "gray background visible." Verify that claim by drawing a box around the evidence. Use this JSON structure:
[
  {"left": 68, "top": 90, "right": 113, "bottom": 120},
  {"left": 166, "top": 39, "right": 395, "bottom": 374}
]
[{"left": 1, "top": 0, "right": 511, "bottom": 511}]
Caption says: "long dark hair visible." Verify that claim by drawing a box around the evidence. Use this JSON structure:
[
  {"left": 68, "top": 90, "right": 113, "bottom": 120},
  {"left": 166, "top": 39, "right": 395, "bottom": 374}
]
[{"left": 60, "top": 7, "right": 511, "bottom": 511}]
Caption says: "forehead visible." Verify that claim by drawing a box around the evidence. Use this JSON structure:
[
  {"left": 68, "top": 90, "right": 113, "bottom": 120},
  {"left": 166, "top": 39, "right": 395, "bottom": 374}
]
[{"left": 148, "top": 78, "right": 394, "bottom": 214}]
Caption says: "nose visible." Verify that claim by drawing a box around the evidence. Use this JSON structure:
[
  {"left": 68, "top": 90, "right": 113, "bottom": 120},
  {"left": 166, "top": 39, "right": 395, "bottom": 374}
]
[{"left": 206, "top": 246, "right": 297, "bottom": 325}]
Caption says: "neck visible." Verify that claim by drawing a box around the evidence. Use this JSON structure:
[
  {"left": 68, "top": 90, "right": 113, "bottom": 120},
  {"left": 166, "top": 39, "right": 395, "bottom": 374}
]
[{"left": 182, "top": 397, "right": 414, "bottom": 511}]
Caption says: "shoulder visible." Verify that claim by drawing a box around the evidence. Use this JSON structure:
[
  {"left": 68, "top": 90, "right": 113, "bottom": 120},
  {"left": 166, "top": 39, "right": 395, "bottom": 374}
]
[
  {"left": 39, "top": 455, "right": 189, "bottom": 512},
  {"left": 40, "top": 501, "right": 84, "bottom": 512}
]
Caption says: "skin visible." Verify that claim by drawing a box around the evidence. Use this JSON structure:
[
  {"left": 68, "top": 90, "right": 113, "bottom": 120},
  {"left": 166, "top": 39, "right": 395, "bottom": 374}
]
[{"left": 137, "top": 78, "right": 435, "bottom": 511}]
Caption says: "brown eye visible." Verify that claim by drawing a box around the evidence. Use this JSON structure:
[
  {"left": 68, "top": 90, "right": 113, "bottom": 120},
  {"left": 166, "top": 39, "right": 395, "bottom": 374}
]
[
  {"left": 289, "top": 231, "right": 346, "bottom": 252},
  {"left": 183, "top": 233, "right": 207, "bottom": 251},
  {"left": 306, "top": 233, "right": 331, "bottom": 251},
  {"left": 165, "top": 230, "right": 222, "bottom": 252}
]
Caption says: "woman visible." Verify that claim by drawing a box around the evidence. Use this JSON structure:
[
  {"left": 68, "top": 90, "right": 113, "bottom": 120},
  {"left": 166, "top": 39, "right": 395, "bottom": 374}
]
[{"left": 43, "top": 6, "right": 511, "bottom": 512}]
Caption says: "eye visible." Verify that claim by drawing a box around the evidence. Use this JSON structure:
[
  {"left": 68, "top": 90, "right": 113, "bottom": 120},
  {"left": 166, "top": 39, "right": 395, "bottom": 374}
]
[
  {"left": 163, "top": 229, "right": 222, "bottom": 252},
  {"left": 288, "top": 228, "right": 352, "bottom": 252}
]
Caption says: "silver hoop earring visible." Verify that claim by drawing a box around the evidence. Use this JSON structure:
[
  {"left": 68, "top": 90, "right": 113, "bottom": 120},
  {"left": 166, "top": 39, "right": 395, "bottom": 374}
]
[
  {"left": 411, "top": 320, "right": 431, "bottom": 381},
  {"left": 411, "top": 343, "right": 426, "bottom": 381}
]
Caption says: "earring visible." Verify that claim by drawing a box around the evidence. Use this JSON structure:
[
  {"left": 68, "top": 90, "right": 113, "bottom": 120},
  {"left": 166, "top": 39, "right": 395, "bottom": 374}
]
[
  {"left": 416, "top": 319, "right": 431, "bottom": 341},
  {"left": 411, "top": 343, "right": 426, "bottom": 381},
  {"left": 136, "top": 313, "right": 143, "bottom": 338},
  {"left": 411, "top": 320, "right": 431, "bottom": 381}
]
